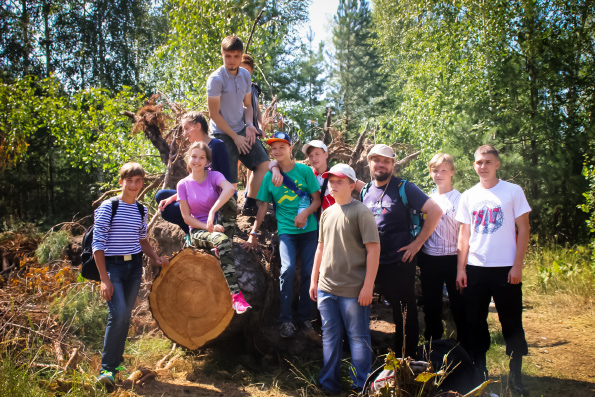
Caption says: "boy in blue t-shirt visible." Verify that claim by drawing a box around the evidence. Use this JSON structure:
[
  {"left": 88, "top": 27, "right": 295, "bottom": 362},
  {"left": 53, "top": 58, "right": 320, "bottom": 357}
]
[
  {"left": 93, "top": 162, "right": 169, "bottom": 387},
  {"left": 245, "top": 132, "right": 321, "bottom": 338}
]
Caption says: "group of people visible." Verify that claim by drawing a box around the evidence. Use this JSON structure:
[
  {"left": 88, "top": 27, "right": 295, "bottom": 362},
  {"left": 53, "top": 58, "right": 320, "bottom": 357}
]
[{"left": 90, "top": 35, "right": 531, "bottom": 397}]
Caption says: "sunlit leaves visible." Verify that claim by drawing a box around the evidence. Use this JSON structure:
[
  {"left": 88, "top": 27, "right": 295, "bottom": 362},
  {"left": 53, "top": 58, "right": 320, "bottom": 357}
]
[{"left": 0, "top": 76, "right": 161, "bottom": 181}]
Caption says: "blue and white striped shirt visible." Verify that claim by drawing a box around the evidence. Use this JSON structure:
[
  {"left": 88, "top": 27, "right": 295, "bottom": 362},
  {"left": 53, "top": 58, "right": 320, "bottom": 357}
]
[{"left": 91, "top": 199, "right": 148, "bottom": 256}]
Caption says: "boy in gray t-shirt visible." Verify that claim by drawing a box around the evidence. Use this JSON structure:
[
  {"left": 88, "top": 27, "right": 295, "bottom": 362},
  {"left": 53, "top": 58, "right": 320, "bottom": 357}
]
[
  {"left": 309, "top": 164, "right": 380, "bottom": 395},
  {"left": 206, "top": 36, "right": 269, "bottom": 215}
]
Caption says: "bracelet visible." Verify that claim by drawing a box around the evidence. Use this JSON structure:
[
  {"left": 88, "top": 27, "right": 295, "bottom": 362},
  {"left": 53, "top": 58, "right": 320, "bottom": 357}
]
[
  {"left": 250, "top": 231, "right": 259, "bottom": 237},
  {"left": 246, "top": 122, "right": 254, "bottom": 127}
]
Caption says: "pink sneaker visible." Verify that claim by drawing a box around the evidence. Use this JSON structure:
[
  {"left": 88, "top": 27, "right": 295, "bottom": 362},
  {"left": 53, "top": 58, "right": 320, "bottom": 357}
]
[{"left": 232, "top": 292, "right": 252, "bottom": 314}]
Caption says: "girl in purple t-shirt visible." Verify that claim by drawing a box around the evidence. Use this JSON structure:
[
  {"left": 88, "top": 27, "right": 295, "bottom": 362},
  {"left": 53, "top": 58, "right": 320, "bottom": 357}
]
[{"left": 177, "top": 141, "right": 251, "bottom": 314}]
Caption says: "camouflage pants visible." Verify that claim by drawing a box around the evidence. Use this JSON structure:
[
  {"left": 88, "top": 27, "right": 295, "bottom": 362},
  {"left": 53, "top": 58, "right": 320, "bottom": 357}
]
[
  {"left": 185, "top": 229, "right": 239, "bottom": 294},
  {"left": 218, "top": 196, "right": 237, "bottom": 240}
]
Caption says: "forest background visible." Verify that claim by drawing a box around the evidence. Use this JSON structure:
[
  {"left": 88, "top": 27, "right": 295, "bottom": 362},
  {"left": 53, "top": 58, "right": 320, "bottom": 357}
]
[{"left": 1, "top": 0, "right": 594, "bottom": 265}]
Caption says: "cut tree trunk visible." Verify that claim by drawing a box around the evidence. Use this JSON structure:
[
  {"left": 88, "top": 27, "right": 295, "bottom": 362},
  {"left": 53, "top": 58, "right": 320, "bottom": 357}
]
[{"left": 149, "top": 248, "right": 235, "bottom": 350}]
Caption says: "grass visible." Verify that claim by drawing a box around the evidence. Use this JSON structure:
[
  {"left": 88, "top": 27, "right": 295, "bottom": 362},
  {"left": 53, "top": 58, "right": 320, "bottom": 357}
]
[
  {"left": 35, "top": 230, "right": 71, "bottom": 264},
  {"left": 0, "top": 342, "right": 111, "bottom": 397},
  {"left": 49, "top": 283, "right": 108, "bottom": 348},
  {"left": 525, "top": 241, "right": 594, "bottom": 298}
]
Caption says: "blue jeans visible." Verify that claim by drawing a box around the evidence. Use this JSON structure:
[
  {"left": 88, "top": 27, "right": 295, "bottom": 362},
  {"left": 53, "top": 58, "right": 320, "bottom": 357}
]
[
  {"left": 155, "top": 189, "right": 189, "bottom": 234},
  {"left": 278, "top": 230, "right": 317, "bottom": 323},
  {"left": 317, "top": 289, "right": 372, "bottom": 393},
  {"left": 101, "top": 254, "right": 143, "bottom": 373}
]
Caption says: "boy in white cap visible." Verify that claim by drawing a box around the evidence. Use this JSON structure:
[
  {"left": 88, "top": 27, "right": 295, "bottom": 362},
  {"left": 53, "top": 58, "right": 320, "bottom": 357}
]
[
  {"left": 361, "top": 144, "right": 442, "bottom": 358},
  {"left": 270, "top": 140, "right": 364, "bottom": 217},
  {"left": 310, "top": 163, "right": 380, "bottom": 395}
]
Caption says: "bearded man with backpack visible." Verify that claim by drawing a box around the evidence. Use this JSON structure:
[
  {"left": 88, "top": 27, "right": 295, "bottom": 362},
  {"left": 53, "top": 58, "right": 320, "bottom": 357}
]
[{"left": 361, "top": 144, "right": 442, "bottom": 359}]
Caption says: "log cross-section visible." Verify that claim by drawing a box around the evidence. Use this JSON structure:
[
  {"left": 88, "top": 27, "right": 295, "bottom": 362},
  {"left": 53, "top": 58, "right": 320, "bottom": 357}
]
[{"left": 149, "top": 248, "right": 234, "bottom": 350}]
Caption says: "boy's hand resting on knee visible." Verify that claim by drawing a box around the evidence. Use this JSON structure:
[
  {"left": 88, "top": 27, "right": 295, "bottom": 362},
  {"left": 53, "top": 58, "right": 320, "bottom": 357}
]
[
  {"left": 213, "top": 225, "right": 225, "bottom": 233},
  {"left": 158, "top": 195, "right": 177, "bottom": 212}
]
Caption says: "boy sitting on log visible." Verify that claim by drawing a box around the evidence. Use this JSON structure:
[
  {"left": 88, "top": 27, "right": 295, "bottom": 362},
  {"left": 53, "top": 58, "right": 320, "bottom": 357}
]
[
  {"left": 245, "top": 132, "right": 321, "bottom": 338},
  {"left": 93, "top": 162, "right": 169, "bottom": 387},
  {"left": 207, "top": 35, "right": 269, "bottom": 216},
  {"left": 309, "top": 163, "right": 380, "bottom": 395}
]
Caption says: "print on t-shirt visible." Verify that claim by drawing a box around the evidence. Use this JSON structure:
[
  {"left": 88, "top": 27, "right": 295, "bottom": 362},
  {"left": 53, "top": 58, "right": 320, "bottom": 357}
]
[
  {"left": 472, "top": 200, "right": 504, "bottom": 234},
  {"left": 278, "top": 179, "right": 304, "bottom": 204},
  {"left": 372, "top": 201, "right": 389, "bottom": 218}
]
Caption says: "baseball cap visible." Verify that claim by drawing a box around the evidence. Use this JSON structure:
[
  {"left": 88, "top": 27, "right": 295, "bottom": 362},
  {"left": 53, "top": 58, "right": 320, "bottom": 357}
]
[
  {"left": 302, "top": 140, "right": 328, "bottom": 156},
  {"left": 266, "top": 131, "right": 292, "bottom": 145},
  {"left": 321, "top": 163, "right": 357, "bottom": 183},
  {"left": 367, "top": 144, "right": 396, "bottom": 161}
]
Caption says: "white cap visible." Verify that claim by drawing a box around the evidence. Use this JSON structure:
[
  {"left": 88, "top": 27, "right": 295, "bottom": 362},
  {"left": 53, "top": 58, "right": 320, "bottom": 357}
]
[
  {"left": 302, "top": 140, "right": 328, "bottom": 156},
  {"left": 322, "top": 163, "right": 357, "bottom": 183},
  {"left": 367, "top": 144, "right": 396, "bottom": 161}
]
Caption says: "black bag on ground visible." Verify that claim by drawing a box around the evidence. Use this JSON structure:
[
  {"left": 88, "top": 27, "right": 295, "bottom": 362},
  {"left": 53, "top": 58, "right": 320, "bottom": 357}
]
[{"left": 80, "top": 197, "right": 145, "bottom": 281}]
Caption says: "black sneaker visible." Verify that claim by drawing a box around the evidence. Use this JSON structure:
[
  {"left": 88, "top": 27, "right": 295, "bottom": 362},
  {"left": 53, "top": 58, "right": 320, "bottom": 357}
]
[
  {"left": 510, "top": 370, "right": 529, "bottom": 396},
  {"left": 301, "top": 320, "right": 314, "bottom": 331},
  {"left": 241, "top": 204, "right": 259, "bottom": 217},
  {"left": 279, "top": 322, "right": 296, "bottom": 338}
]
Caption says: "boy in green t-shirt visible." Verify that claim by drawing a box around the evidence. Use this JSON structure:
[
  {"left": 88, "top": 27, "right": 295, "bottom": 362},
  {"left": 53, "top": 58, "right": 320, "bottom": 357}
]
[
  {"left": 246, "top": 132, "right": 321, "bottom": 338},
  {"left": 309, "top": 163, "right": 380, "bottom": 394}
]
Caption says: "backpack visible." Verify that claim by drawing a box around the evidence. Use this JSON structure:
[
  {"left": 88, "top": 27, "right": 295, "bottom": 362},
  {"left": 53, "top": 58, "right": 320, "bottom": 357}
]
[
  {"left": 360, "top": 178, "right": 425, "bottom": 240},
  {"left": 316, "top": 177, "right": 329, "bottom": 220},
  {"left": 80, "top": 197, "right": 145, "bottom": 281}
]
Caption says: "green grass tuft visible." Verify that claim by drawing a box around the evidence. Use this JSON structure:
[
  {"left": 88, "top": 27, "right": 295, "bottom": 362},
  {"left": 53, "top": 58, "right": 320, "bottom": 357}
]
[{"left": 35, "top": 230, "right": 71, "bottom": 264}]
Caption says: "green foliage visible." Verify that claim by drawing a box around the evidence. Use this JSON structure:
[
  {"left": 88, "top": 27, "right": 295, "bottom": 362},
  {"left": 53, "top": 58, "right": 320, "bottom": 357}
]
[
  {"left": 0, "top": 345, "right": 109, "bottom": 396},
  {"left": 581, "top": 154, "right": 595, "bottom": 272},
  {"left": 329, "top": 0, "right": 387, "bottom": 138},
  {"left": 151, "top": 0, "right": 309, "bottom": 104},
  {"left": 0, "top": 75, "right": 161, "bottom": 225},
  {"left": 0, "top": 356, "right": 48, "bottom": 396},
  {"left": 0, "top": 0, "right": 166, "bottom": 92},
  {"left": 0, "top": 77, "right": 40, "bottom": 170},
  {"left": 273, "top": 28, "right": 329, "bottom": 143},
  {"left": 372, "top": 0, "right": 595, "bottom": 240},
  {"left": 49, "top": 284, "right": 108, "bottom": 346},
  {"left": 527, "top": 242, "right": 594, "bottom": 296},
  {"left": 35, "top": 230, "right": 71, "bottom": 264}
]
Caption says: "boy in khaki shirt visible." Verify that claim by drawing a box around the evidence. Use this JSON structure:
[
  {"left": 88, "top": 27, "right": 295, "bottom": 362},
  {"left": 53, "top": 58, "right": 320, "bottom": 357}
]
[{"left": 309, "top": 164, "right": 380, "bottom": 395}]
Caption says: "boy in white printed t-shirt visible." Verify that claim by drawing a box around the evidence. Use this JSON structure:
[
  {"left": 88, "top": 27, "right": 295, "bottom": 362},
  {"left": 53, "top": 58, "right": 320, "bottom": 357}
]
[
  {"left": 456, "top": 145, "right": 531, "bottom": 395},
  {"left": 418, "top": 153, "right": 465, "bottom": 345}
]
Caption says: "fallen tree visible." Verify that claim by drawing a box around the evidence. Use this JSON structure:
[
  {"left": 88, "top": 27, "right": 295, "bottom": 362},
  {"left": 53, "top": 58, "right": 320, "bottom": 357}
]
[{"left": 121, "top": 94, "right": 422, "bottom": 352}]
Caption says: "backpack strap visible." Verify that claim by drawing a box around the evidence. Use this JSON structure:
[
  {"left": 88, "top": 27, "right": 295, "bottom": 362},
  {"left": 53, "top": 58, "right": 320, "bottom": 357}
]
[
  {"left": 280, "top": 170, "right": 310, "bottom": 198},
  {"left": 110, "top": 197, "right": 119, "bottom": 222},
  {"left": 360, "top": 181, "right": 373, "bottom": 201},
  {"left": 109, "top": 197, "right": 145, "bottom": 223},
  {"left": 398, "top": 179, "right": 409, "bottom": 208},
  {"left": 316, "top": 177, "right": 330, "bottom": 218},
  {"left": 135, "top": 201, "right": 145, "bottom": 219}
]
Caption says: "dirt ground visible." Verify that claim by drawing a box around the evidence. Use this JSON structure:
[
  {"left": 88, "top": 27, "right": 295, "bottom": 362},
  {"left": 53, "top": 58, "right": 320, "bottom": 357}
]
[
  {"left": 502, "top": 293, "right": 595, "bottom": 397},
  {"left": 110, "top": 289, "right": 595, "bottom": 397}
]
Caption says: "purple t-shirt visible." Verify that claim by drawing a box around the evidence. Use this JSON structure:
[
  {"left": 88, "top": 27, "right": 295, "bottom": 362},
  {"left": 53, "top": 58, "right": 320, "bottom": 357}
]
[
  {"left": 362, "top": 177, "right": 429, "bottom": 264},
  {"left": 177, "top": 171, "right": 226, "bottom": 229}
]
